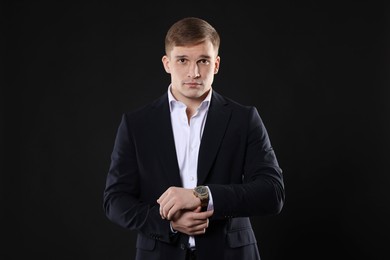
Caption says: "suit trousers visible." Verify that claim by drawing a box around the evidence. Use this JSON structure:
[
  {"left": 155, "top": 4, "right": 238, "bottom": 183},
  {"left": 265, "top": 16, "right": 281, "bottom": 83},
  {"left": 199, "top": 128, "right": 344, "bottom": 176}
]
[{"left": 186, "top": 248, "right": 197, "bottom": 260}]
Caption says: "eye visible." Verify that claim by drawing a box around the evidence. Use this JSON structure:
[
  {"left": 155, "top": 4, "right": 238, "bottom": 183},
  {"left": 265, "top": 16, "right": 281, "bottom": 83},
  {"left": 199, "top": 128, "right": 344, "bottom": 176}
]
[
  {"left": 198, "top": 59, "right": 210, "bottom": 65},
  {"left": 178, "top": 58, "right": 187, "bottom": 64}
]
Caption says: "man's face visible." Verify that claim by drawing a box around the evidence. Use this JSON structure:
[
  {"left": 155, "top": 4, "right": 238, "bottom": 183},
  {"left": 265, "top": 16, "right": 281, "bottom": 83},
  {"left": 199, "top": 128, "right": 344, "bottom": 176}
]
[{"left": 162, "top": 41, "right": 220, "bottom": 104}]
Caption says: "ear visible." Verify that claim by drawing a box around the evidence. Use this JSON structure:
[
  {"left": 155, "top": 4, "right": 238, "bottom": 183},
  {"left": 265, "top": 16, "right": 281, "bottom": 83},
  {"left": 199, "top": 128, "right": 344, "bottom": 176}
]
[
  {"left": 214, "top": 56, "right": 220, "bottom": 74},
  {"left": 162, "top": 55, "right": 171, "bottom": 73}
]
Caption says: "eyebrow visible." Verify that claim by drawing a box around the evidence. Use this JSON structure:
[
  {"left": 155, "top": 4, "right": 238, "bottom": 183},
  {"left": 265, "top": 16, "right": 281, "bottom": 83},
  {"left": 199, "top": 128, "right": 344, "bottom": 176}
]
[{"left": 174, "top": 55, "right": 212, "bottom": 59}]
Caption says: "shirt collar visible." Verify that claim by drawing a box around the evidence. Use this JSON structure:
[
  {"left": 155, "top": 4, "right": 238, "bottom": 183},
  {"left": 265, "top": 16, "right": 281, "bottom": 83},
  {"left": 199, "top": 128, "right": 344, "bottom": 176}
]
[{"left": 167, "top": 84, "right": 212, "bottom": 112}]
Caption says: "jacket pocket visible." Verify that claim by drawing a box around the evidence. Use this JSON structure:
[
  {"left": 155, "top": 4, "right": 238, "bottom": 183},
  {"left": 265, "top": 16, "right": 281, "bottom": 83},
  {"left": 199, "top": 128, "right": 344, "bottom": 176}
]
[
  {"left": 136, "top": 233, "right": 156, "bottom": 251},
  {"left": 226, "top": 227, "right": 257, "bottom": 248}
]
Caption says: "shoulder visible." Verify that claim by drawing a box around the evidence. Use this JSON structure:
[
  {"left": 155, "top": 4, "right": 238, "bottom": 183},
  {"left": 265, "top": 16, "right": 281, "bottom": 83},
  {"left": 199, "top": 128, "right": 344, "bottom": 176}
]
[
  {"left": 212, "top": 90, "right": 257, "bottom": 113},
  {"left": 212, "top": 90, "right": 265, "bottom": 127},
  {"left": 123, "top": 92, "right": 168, "bottom": 119}
]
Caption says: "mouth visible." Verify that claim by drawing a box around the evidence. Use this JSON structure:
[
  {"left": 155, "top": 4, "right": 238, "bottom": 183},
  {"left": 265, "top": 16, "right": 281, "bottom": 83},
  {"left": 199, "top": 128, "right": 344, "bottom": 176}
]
[{"left": 184, "top": 82, "right": 202, "bottom": 88}]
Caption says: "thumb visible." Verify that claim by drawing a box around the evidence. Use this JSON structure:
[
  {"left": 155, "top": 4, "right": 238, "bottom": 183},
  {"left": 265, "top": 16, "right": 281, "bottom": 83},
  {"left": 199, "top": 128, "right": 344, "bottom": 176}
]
[{"left": 193, "top": 206, "right": 202, "bottom": 213}]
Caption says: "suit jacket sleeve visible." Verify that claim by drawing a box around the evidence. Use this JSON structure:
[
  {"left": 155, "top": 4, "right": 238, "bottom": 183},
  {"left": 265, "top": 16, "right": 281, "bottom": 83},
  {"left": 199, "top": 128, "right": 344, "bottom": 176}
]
[
  {"left": 207, "top": 106, "right": 285, "bottom": 219},
  {"left": 103, "top": 113, "right": 176, "bottom": 243}
]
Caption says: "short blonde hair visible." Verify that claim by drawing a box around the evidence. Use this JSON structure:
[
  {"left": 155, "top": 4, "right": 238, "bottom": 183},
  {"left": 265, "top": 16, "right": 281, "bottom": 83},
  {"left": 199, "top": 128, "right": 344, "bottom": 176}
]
[{"left": 164, "top": 17, "right": 220, "bottom": 55}]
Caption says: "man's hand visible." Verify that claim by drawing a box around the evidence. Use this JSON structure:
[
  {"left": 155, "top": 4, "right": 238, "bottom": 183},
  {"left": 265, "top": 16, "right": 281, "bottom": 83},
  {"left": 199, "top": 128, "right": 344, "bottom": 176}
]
[
  {"left": 157, "top": 187, "right": 201, "bottom": 220},
  {"left": 170, "top": 207, "right": 214, "bottom": 236}
]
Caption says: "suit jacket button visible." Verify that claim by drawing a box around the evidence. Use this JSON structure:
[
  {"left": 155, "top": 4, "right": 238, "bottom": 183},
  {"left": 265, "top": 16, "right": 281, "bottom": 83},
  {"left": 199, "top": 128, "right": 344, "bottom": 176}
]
[{"left": 180, "top": 243, "right": 186, "bottom": 250}]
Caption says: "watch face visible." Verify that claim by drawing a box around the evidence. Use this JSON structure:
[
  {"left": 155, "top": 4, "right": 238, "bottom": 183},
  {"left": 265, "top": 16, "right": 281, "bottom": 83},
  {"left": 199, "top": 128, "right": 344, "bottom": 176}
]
[{"left": 195, "top": 186, "right": 207, "bottom": 195}]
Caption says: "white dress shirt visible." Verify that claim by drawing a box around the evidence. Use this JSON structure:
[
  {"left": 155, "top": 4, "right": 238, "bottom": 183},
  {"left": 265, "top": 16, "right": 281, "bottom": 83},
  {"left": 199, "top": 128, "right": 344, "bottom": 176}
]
[{"left": 168, "top": 85, "right": 214, "bottom": 248}]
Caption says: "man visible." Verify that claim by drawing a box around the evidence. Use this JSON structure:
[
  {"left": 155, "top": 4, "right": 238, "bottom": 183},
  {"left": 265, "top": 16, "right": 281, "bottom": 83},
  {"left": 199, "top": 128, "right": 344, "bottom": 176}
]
[{"left": 103, "top": 17, "right": 285, "bottom": 260}]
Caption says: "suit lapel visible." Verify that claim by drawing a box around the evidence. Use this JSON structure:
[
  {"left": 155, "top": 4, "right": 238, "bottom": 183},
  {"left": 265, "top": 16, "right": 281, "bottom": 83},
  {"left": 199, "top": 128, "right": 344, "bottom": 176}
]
[
  {"left": 197, "top": 91, "right": 232, "bottom": 185},
  {"left": 152, "top": 94, "right": 182, "bottom": 187}
]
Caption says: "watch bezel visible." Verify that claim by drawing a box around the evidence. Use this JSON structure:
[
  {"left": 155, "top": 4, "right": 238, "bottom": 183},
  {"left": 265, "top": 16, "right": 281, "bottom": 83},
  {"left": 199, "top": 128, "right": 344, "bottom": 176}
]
[
  {"left": 194, "top": 185, "right": 208, "bottom": 197},
  {"left": 194, "top": 186, "right": 209, "bottom": 211}
]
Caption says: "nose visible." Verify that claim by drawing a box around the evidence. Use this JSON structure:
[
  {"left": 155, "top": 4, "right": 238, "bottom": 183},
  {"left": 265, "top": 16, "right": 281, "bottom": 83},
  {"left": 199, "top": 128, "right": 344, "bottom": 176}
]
[{"left": 188, "top": 63, "right": 200, "bottom": 78}]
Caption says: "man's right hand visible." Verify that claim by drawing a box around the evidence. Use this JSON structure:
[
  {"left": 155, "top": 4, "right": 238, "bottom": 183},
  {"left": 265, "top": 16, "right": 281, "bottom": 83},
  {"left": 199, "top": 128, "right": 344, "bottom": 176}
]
[{"left": 170, "top": 207, "right": 214, "bottom": 236}]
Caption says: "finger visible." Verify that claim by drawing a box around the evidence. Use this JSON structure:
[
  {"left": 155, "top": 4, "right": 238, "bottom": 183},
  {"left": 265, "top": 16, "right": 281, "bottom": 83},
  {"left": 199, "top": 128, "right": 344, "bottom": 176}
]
[
  {"left": 160, "top": 197, "right": 174, "bottom": 219},
  {"left": 166, "top": 204, "right": 180, "bottom": 220},
  {"left": 159, "top": 206, "right": 165, "bottom": 219},
  {"left": 188, "top": 217, "right": 209, "bottom": 229},
  {"left": 159, "top": 193, "right": 174, "bottom": 217},
  {"left": 159, "top": 204, "right": 165, "bottom": 219},
  {"left": 158, "top": 198, "right": 167, "bottom": 218},
  {"left": 161, "top": 199, "right": 175, "bottom": 219},
  {"left": 157, "top": 190, "right": 168, "bottom": 204},
  {"left": 193, "top": 210, "right": 213, "bottom": 220},
  {"left": 158, "top": 186, "right": 175, "bottom": 204},
  {"left": 190, "top": 225, "right": 208, "bottom": 236}
]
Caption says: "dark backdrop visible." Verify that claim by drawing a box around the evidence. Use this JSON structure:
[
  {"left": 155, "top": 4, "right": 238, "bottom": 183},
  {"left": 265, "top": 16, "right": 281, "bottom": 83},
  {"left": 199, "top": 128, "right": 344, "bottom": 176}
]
[{"left": 3, "top": 1, "right": 389, "bottom": 260}]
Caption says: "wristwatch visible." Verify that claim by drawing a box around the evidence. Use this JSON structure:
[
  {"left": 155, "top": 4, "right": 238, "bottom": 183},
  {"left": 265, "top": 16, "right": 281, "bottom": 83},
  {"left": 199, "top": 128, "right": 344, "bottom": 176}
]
[{"left": 193, "top": 186, "right": 209, "bottom": 212}]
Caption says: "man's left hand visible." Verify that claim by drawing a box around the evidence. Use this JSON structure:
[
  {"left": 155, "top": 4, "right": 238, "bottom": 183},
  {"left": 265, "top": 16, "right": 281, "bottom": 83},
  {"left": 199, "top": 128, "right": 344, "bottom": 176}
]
[{"left": 157, "top": 187, "right": 201, "bottom": 220}]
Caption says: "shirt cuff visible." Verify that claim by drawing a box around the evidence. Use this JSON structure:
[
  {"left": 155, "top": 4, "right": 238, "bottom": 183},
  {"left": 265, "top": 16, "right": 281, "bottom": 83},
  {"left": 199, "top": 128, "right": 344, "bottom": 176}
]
[
  {"left": 205, "top": 186, "right": 214, "bottom": 211},
  {"left": 170, "top": 222, "right": 178, "bottom": 233}
]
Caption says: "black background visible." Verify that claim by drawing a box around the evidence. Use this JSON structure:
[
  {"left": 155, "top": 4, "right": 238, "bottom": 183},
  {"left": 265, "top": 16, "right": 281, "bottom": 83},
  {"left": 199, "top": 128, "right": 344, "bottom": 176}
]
[{"left": 3, "top": 1, "right": 390, "bottom": 260}]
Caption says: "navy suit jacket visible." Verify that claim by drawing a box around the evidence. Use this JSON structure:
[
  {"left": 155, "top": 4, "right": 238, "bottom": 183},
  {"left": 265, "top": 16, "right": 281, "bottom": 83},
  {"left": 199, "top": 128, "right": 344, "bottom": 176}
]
[{"left": 103, "top": 90, "right": 285, "bottom": 260}]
